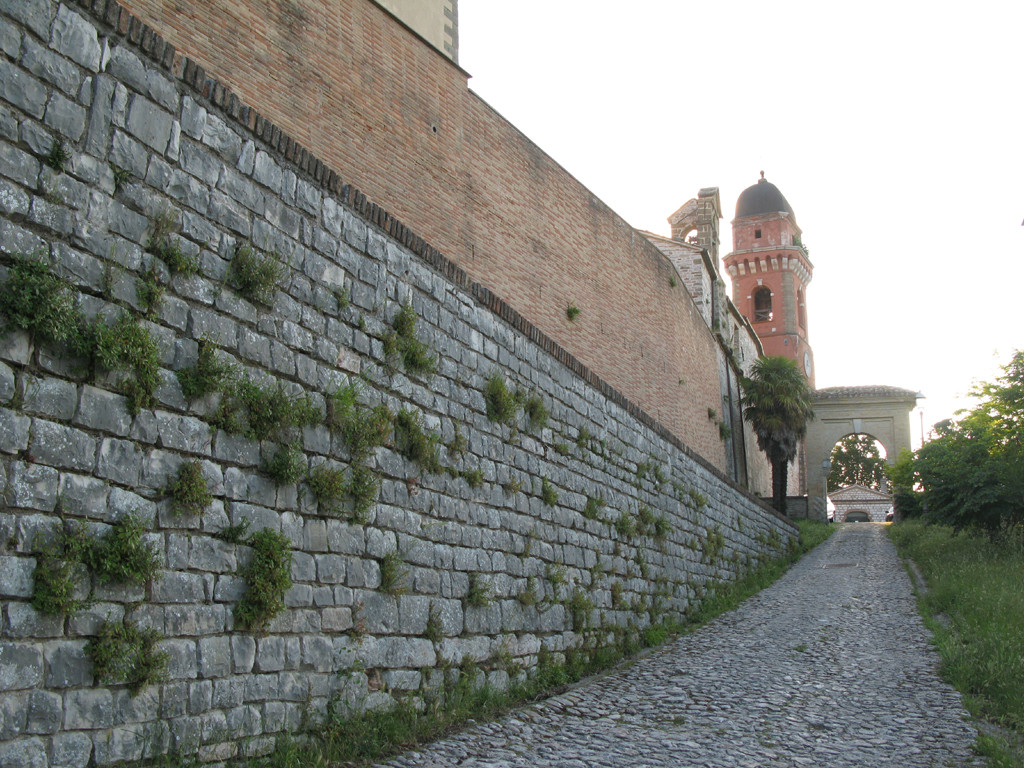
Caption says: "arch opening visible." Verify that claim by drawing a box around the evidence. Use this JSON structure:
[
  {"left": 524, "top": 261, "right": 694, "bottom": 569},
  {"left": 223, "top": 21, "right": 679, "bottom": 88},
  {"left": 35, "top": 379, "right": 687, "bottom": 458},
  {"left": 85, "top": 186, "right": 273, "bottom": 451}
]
[{"left": 827, "top": 433, "right": 888, "bottom": 493}]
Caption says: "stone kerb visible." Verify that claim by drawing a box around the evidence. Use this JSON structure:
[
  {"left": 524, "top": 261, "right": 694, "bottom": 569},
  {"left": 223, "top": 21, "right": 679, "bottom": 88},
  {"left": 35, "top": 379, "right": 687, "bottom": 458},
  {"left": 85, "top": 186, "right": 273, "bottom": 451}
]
[{"left": 0, "top": 2, "right": 796, "bottom": 765}]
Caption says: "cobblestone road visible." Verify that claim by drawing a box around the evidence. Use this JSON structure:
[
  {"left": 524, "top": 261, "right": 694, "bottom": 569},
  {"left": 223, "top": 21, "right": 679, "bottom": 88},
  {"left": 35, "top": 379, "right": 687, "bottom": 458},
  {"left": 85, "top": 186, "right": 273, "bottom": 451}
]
[{"left": 383, "top": 525, "right": 981, "bottom": 767}]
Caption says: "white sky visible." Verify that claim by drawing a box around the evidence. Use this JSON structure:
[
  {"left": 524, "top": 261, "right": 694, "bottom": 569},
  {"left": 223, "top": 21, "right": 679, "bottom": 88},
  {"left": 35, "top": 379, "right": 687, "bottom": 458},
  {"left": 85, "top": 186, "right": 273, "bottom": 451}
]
[{"left": 458, "top": 0, "right": 1024, "bottom": 447}]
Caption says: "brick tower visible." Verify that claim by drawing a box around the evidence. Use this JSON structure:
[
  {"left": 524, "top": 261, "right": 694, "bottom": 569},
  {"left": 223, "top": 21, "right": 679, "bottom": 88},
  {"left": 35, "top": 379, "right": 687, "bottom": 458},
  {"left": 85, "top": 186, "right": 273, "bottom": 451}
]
[{"left": 723, "top": 173, "right": 814, "bottom": 386}]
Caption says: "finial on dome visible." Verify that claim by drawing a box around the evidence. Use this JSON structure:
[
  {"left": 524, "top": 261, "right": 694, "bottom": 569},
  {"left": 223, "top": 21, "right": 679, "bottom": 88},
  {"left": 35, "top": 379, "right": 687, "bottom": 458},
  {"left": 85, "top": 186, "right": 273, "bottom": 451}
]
[{"left": 759, "top": 170, "right": 765, "bottom": 182}]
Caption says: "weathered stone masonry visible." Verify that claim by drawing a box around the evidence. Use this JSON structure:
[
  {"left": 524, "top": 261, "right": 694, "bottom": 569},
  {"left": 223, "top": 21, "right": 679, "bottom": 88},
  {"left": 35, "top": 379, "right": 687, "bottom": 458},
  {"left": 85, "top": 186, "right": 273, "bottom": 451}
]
[{"left": 0, "top": 2, "right": 796, "bottom": 766}]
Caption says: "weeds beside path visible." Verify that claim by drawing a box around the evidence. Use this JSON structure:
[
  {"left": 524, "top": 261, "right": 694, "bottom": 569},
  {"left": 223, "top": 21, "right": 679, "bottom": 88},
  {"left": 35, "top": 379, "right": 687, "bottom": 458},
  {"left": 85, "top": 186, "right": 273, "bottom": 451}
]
[{"left": 888, "top": 520, "right": 1024, "bottom": 767}]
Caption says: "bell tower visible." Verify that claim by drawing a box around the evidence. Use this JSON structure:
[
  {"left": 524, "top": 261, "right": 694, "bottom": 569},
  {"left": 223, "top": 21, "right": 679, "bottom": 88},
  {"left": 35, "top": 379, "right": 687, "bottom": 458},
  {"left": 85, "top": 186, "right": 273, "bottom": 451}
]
[{"left": 723, "top": 173, "right": 814, "bottom": 385}]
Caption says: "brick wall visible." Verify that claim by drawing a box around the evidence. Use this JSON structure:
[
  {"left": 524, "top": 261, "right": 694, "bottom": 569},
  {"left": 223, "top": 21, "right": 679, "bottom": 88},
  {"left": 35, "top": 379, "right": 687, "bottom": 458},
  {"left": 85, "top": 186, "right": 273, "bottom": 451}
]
[
  {"left": 0, "top": 3, "right": 796, "bottom": 765},
  {"left": 112, "top": 0, "right": 728, "bottom": 469}
]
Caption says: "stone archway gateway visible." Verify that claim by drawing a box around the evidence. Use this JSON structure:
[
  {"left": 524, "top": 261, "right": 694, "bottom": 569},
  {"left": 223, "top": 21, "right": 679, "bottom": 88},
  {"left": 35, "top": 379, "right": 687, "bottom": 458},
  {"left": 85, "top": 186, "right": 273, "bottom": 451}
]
[{"left": 805, "top": 386, "right": 920, "bottom": 521}]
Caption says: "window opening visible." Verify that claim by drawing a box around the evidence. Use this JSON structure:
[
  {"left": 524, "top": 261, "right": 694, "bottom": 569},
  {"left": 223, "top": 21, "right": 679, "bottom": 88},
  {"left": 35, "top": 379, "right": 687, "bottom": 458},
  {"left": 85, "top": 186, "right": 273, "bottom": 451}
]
[{"left": 754, "top": 287, "right": 772, "bottom": 322}]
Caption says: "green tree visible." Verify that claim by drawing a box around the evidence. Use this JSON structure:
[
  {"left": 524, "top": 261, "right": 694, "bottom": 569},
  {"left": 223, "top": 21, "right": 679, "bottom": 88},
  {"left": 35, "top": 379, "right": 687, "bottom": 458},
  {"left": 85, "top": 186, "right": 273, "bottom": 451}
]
[
  {"left": 827, "top": 434, "right": 888, "bottom": 492},
  {"left": 886, "top": 448, "right": 923, "bottom": 519},
  {"left": 741, "top": 356, "right": 815, "bottom": 514},
  {"left": 914, "top": 351, "right": 1024, "bottom": 538}
]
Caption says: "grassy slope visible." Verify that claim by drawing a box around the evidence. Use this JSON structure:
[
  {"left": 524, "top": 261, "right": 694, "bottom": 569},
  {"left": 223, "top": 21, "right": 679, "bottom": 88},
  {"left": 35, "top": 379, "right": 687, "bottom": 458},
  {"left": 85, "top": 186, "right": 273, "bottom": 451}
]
[{"left": 888, "top": 520, "right": 1024, "bottom": 767}]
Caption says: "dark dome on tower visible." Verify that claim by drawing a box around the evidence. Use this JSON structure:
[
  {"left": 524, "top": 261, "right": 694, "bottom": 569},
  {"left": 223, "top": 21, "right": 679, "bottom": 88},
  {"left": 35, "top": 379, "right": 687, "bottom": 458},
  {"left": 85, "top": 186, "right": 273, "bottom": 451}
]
[{"left": 735, "top": 173, "right": 795, "bottom": 219}]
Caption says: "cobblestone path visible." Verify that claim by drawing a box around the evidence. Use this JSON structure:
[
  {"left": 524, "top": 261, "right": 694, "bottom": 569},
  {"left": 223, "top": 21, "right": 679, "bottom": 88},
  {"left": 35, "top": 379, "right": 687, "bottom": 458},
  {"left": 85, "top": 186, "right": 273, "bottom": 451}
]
[{"left": 383, "top": 525, "right": 981, "bottom": 767}]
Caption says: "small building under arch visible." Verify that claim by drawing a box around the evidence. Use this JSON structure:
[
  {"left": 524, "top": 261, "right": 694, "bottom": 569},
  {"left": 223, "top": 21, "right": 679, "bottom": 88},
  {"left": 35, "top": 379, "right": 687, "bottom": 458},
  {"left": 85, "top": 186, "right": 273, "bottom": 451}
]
[{"left": 830, "top": 484, "right": 893, "bottom": 523}]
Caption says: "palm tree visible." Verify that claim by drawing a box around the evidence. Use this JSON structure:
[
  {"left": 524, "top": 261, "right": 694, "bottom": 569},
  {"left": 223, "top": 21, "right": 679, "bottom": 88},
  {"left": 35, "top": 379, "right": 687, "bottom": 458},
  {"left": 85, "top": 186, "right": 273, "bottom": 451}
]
[{"left": 741, "top": 356, "right": 815, "bottom": 514}]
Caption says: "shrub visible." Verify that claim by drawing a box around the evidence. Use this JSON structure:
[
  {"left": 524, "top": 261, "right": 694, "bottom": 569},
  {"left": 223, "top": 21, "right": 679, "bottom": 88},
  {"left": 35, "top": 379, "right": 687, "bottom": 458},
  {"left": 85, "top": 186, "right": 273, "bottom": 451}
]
[
  {"left": 88, "top": 514, "right": 160, "bottom": 585},
  {"left": 347, "top": 464, "right": 381, "bottom": 524},
  {"left": 215, "top": 380, "right": 320, "bottom": 441},
  {"left": 265, "top": 442, "right": 306, "bottom": 486},
  {"left": 582, "top": 496, "right": 604, "bottom": 520},
  {"left": 637, "top": 504, "right": 656, "bottom": 536},
  {"left": 92, "top": 312, "right": 161, "bottom": 415},
  {"left": 614, "top": 512, "right": 637, "bottom": 539},
  {"left": 566, "top": 303, "right": 580, "bottom": 322},
  {"left": 379, "top": 551, "right": 408, "bottom": 595},
  {"left": 484, "top": 373, "right": 519, "bottom": 425},
  {"left": 167, "top": 460, "right": 212, "bottom": 516},
  {"left": 236, "top": 528, "right": 293, "bottom": 631},
  {"left": 461, "top": 468, "right": 484, "bottom": 488},
  {"left": 394, "top": 408, "right": 441, "bottom": 473},
  {"left": 308, "top": 465, "right": 347, "bottom": 514},
  {"left": 44, "top": 138, "right": 71, "bottom": 171},
  {"left": 522, "top": 393, "right": 548, "bottom": 431},
  {"left": 136, "top": 266, "right": 164, "bottom": 319},
  {"left": 327, "top": 382, "right": 393, "bottom": 460},
  {"left": 466, "top": 573, "right": 492, "bottom": 608},
  {"left": 145, "top": 208, "right": 197, "bottom": 275},
  {"left": 227, "top": 243, "right": 285, "bottom": 305},
  {"left": 177, "top": 338, "right": 235, "bottom": 401},
  {"left": 540, "top": 478, "right": 558, "bottom": 507},
  {"left": 0, "top": 256, "right": 81, "bottom": 345},
  {"left": 567, "top": 589, "right": 594, "bottom": 631},
  {"left": 383, "top": 302, "right": 436, "bottom": 376},
  {"left": 31, "top": 523, "right": 91, "bottom": 616},
  {"left": 86, "top": 619, "right": 168, "bottom": 696},
  {"left": 425, "top": 602, "right": 443, "bottom": 643},
  {"left": 518, "top": 576, "right": 539, "bottom": 606},
  {"left": 213, "top": 518, "right": 250, "bottom": 544}
]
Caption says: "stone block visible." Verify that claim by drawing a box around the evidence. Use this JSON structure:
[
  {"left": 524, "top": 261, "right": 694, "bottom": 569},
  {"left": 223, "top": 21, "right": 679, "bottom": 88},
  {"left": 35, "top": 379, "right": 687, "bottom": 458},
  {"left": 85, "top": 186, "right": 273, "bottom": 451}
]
[
  {"left": 0, "top": 408, "right": 30, "bottom": 454},
  {"left": 45, "top": 90, "right": 88, "bottom": 141},
  {"left": 112, "top": 686, "right": 160, "bottom": 726},
  {"left": 164, "top": 638, "right": 198, "bottom": 680},
  {"left": 29, "top": 418, "right": 97, "bottom": 472},
  {"left": 25, "top": 689, "right": 61, "bottom": 734},
  {"left": 64, "top": 687, "right": 114, "bottom": 729},
  {"left": 201, "top": 112, "right": 242, "bottom": 163},
  {"left": 321, "top": 606, "right": 352, "bottom": 632},
  {"left": 0, "top": 178, "right": 30, "bottom": 220},
  {"left": 50, "top": 5, "right": 101, "bottom": 71},
  {"left": 0, "top": 58, "right": 46, "bottom": 119},
  {"left": 22, "top": 375, "right": 78, "bottom": 420},
  {"left": 0, "top": 691, "right": 27, "bottom": 740},
  {"left": 164, "top": 604, "right": 227, "bottom": 636},
  {"left": 50, "top": 731, "right": 94, "bottom": 768},
  {"left": 255, "top": 636, "right": 285, "bottom": 673},
  {"left": 125, "top": 93, "right": 173, "bottom": 153},
  {"left": 74, "top": 384, "right": 132, "bottom": 435},
  {"left": 151, "top": 571, "right": 206, "bottom": 604},
  {"left": 315, "top": 553, "right": 346, "bottom": 584},
  {"left": 5, "top": 462, "right": 59, "bottom": 511},
  {"left": 44, "top": 639, "right": 92, "bottom": 688},
  {"left": 231, "top": 635, "right": 256, "bottom": 674},
  {"left": 360, "top": 591, "right": 398, "bottom": 634},
  {"left": 398, "top": 594, "right": 431, "bottom": 635},
  {"left": 155, "top": 410, "right": 212, "bottom": 455},
  {"left": 197, "top": 635, "right": 231, "bottom": 678},
  {"left": 4, "top": 601, "right": 63, "bottom": 638},
  {"left": 0, "top": 557, "right": 35, "bottom": 599},
  {"left": 0, "top": 736, "right": 47, "bottom": 768},
  {"left": 96, "top": 437, "right": 143, "bottom": 486}
]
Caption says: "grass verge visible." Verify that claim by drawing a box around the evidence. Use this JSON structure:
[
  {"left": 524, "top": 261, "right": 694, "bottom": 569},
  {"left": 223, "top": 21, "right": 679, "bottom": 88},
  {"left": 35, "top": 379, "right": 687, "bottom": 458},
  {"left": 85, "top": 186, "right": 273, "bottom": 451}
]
[
  {"left": 126, "top": 520, "right": 832, "bottom": 768},
  {"left": 888, "top": 520, "right": 1024, "bottom": 766}
]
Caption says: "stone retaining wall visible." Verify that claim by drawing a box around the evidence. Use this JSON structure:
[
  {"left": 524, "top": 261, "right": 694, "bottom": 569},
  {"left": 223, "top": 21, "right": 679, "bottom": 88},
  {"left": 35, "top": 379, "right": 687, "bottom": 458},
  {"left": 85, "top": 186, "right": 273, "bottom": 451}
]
[{"left": 0, "top": 3, "right": 796, "bottom": 765}]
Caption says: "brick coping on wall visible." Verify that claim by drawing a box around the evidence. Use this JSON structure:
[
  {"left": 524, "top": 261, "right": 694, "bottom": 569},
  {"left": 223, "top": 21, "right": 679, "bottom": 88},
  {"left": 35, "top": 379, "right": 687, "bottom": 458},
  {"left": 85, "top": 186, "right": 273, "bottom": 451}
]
[{"left": 70, "top": 0, "right": 794, "bottom": 531}]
